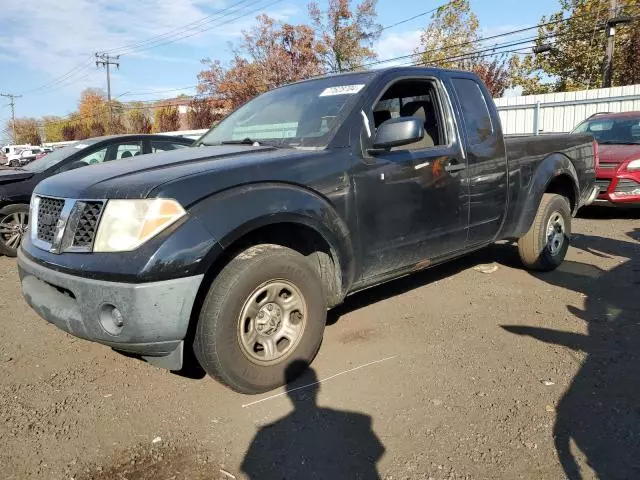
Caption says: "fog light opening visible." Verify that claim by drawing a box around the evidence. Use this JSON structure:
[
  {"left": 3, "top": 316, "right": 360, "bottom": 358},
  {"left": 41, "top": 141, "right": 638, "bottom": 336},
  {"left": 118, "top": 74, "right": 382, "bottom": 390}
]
[{"left": 100, "top": 304, "right": 125, "bottom": 335}]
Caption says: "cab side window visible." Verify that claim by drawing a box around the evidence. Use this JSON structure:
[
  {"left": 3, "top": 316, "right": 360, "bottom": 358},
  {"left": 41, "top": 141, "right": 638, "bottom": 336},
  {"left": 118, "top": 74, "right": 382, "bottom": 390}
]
[
  {"left": 151, "top": 140, "right": 189, "bottom": 153},
  {"left": 451, "top": 78, "right": 494, "bottom": 145},
  {"left": 371, "top": 79, "right": 447, "bottom": 150},
  {"left": 115, "top": 143, "right": 143, "bottom": 159}
]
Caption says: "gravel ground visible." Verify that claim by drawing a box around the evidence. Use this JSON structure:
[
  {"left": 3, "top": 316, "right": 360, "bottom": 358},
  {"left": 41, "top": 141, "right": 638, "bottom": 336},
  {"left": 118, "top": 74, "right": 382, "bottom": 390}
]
[{"left": 1, "top": 208, "right": 638, "bottom": 480}]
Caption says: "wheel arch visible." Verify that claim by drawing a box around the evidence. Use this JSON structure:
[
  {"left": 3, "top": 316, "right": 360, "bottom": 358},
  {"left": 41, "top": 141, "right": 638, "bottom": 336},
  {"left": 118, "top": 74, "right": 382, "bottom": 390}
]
[{"left": 511, "top": 153, "right": 579, "bottom": 238}]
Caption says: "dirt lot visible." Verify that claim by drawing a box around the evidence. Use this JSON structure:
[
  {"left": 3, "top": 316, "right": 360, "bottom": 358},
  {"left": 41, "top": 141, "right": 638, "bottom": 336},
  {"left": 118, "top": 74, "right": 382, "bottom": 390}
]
[{"left": 1, "top": 209, "right": 638, "bottom": 480}]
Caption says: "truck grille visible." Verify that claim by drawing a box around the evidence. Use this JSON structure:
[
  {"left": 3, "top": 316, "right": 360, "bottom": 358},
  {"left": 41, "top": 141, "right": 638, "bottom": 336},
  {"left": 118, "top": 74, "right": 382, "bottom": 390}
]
[
  {"left": 595, "top": 179, "right": 611, "bottom": 193},
  {"left": 36, "top": 197, "right": 65, "bottom": 243},
  {"left": 72, "top": 202, "right": 104, "bottom": 247}
]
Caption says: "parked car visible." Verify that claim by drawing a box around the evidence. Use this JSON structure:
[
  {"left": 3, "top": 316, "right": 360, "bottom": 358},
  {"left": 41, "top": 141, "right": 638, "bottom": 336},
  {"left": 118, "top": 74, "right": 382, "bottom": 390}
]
[
  {"left": 0, "top": 134, "right": 193, "bottom": 256},
  {"left": 573, "top": 111, "right": 640, "bottom": 206},
  {"left": 6, "top": 147, "right": 44, "bottom": 167},
  {"left": 18, "top": 67, "right": 597, "bottom": 393}
]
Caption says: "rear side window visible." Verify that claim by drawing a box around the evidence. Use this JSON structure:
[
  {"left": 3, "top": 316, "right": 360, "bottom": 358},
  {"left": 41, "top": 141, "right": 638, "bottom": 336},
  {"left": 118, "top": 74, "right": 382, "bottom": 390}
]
[
  {"left": 452, "top": 78, "right": 494, "bottom": 145},
  {"left": 151, "top": 140, "right": 189, "bottom": 153}
]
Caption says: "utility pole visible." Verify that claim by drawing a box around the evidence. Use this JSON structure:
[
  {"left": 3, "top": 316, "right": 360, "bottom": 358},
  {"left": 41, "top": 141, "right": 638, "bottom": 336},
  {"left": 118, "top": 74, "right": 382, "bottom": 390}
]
[
  {"left": 0, "top": 93, "right": 23, "bottom": 144},
  {"left": 603, "top": 0, "right": 618, "bottom": 88},
  {"left": 95, "top": 52, "right": 120, "bottom": 132}
]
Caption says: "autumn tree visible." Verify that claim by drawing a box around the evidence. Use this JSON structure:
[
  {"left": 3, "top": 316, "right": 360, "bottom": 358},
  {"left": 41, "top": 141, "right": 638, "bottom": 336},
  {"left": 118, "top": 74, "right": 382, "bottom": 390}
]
[
  {"left": 309, "top": 0, "right": 381, "bottom": 72},
  {"left": 187, "top": 97, "right": 215, "bottom": 129},
  {"left": 414, "top": 0, "right": 479, "bottom": 69},
  {"left": 154, "top": 106, "right": 180, "bottom": 132},
  {"left": 126, "top": 103, "right": 152, "bottom": 133},
  {"left": 88, "top": 121, "right": 106, "bottom": 137},
  {"left": 198, "top": 14, "right": 324, "bottom": 112},
  {"left": 7, "top": 118, "right": 42, "bottom": 145},
  {"left": 78, "top": 88, "right": 109, "bottom": 128},
  {"left": 457, "top": 55, "right": 513, "bottom": 97},
  {"left": 514, "top": 0, "right": 640, "bottom": 93},
  {"left": 61, "top": 124, "right": 77, "bottom": 141}
]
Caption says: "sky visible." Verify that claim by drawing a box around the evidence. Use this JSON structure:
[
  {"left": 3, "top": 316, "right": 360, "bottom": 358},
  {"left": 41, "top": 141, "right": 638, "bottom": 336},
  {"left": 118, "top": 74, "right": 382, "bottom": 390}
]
[{"left": 0, "top": 0, "right": 560, "bottom": 136}]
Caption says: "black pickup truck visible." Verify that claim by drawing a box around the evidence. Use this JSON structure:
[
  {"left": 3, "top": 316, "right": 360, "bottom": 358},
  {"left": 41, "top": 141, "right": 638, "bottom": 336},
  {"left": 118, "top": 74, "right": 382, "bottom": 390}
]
[{"left": 18, "top": 67, "right": 598, "bottom": 393}]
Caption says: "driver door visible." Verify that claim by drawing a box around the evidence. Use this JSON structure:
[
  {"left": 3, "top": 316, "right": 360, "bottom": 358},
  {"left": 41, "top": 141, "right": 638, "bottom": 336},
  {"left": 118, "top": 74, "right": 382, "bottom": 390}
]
[{"left": 354, "top": 76, "right": 469, "bottom": 280}]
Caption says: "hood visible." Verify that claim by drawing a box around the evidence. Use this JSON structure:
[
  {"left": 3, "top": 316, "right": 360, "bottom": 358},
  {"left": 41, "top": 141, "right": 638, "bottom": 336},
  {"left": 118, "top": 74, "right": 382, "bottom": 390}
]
[
  {"left": 34, "top": 145, "right": 319, "bottom": 203},
  {"left": 0, "top": 169, "right": 35, "bottom": 185},
  {"left": 598, "top": 144, "right": 640, "bottom": 164}
]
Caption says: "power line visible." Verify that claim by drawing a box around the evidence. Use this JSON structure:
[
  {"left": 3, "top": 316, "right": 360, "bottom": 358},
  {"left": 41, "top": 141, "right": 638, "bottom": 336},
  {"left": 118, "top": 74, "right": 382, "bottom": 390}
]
[
  {"left": 19, "top": 56, "right": 95, "bottom": 95},
  {"left": 379, "top": 3, "right": 447, "bottom": 32},
  {"left": 109, "top": 0, "right": 286, "bottom": 56},
  {"left": 102, "top": 0, "right": 255, "bottom": 55},
  {"left": 0, "top": 93, "right": 23, "bottom": 143}
]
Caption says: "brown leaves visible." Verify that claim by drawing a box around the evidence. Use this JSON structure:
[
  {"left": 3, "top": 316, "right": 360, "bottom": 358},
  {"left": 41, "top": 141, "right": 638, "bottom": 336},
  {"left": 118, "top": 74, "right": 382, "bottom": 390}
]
[
  {"left": 197, "top": 14, "right": 325, "bottom": 114},
  {"left": 7, "top": 118, "right": 41, "bottom": 145},
  {"left": 154, "top": 106, "right": 180, "bottom": 133}
]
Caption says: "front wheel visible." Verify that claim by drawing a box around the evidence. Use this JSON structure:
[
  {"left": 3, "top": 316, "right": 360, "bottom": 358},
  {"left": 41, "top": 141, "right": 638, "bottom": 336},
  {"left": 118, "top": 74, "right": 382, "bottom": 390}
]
[
  {"left": 518, "top": 193, "right": 571, "bottom": 271},
  {"left": 0, "top": 204, "right": 29, "bottom": 257},
  {"left": 194, "top": 244, "right": 327, "bottom": 394}
]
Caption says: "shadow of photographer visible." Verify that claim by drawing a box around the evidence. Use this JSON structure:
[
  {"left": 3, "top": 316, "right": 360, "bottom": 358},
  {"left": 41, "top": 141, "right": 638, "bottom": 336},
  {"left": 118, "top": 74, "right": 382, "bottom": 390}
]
[
  {"left": 504, "top": 230, "right": 640, "bottom": 479},
  {"left": 241, "top": 361, "right": 385, "bottom": 480}
]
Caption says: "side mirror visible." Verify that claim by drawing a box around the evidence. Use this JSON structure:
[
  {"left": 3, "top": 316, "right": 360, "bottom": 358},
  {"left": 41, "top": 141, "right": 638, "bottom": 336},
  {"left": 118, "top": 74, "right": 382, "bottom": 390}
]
[{"left": 371, "top": 117, "right": 425, "bottom": 151}]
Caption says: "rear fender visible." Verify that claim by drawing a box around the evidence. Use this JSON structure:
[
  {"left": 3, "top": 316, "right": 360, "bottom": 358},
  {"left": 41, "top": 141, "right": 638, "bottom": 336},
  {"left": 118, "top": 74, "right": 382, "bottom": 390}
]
[
  {"left": 189, "top": 182, "right": 355, "bottom": 296},
  {"left": 513, "top": 153, "right": 579, "bottom": 238}
]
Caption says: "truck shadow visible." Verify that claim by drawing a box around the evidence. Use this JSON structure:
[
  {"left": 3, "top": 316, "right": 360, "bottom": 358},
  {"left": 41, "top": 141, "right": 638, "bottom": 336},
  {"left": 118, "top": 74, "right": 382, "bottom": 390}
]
[
  {"left": 240, "top": 361, "right": 385, "bottom": 479},
  {"left": 577, "top": 205, "right": 640, "bottom": 220},
  {"left": 327, "top": 241, "right": 520, "bottom": 325},
  {"left": 503, "top": 230, "right": 640, "bottom": 479}
]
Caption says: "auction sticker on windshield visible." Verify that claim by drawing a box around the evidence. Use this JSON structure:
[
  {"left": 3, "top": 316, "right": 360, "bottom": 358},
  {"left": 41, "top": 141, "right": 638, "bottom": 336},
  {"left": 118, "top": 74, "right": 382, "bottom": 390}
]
[{"left": 319, "top": 85, "right": 365, "bottom": 97}]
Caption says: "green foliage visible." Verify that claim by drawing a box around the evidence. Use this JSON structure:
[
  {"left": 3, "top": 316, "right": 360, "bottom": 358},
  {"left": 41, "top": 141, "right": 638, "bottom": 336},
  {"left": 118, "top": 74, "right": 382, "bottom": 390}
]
[{"left": 514, "top": 0, "right": 640, "bottom": 93}]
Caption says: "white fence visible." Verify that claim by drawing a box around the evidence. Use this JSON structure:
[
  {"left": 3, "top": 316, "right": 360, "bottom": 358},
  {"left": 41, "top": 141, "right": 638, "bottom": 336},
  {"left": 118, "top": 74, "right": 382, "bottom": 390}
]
[{"left": 495, "top": 84, "right": 640, "bottom": 135}]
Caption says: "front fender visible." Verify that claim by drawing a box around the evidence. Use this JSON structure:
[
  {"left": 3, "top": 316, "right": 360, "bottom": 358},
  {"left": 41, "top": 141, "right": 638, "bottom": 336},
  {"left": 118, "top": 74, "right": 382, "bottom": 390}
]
[
  {"left": 511, "top": 153, "right": 579, "bottom": 238},
  {"left": 189, "top": 182, "right": 356, "bottom": 294}
]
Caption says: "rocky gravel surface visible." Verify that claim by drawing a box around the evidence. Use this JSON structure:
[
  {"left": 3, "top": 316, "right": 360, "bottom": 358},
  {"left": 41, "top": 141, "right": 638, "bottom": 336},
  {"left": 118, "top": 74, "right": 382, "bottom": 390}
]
[{"left": 1, "top": 208, "right": 638, "bottom": 480}]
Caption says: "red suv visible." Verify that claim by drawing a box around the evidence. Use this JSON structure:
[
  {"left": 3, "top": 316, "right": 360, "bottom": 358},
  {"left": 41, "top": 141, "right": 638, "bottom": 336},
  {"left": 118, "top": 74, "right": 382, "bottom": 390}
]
[{"left": 573, "top": 112, "right": 640, "bottom": 206}]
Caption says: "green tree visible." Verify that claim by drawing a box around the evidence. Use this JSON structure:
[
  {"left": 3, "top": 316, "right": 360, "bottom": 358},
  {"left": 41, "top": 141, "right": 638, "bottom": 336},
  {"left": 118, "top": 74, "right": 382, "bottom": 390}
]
[
  {"left": 42, "top": 116, "right": 65, "bottom": 142},
  {"left": 414, "top": 0, "right": 479, "bottom": 69},
  {"left": 514, "top": 0, "right": 640, "bottom": 93},
  {"left": 309, "top": 0, "right": 381, "bottom": 72}
]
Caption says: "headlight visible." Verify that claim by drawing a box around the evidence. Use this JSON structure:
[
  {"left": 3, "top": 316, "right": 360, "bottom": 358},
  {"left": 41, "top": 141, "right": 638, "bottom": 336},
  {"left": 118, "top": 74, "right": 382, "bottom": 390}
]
[
  {"left": 93, "top": 198, "right": 186, "bottom": 252},
  {"left": 627, "top": 159, "right": 640, "bottom": 171}
]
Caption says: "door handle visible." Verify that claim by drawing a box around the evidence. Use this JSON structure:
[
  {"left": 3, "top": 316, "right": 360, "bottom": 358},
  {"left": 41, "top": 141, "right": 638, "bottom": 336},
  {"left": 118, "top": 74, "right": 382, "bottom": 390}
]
[{"left": 444, "top": 162, "right": 465, "bottom": 173}]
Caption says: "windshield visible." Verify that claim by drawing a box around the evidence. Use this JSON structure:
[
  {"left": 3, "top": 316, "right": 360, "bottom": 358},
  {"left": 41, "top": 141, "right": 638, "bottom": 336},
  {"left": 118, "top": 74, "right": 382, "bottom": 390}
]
[
  {"left": 21, "top": 144, "right": 87, "bottom": 172},
  {"left": 573, "top": 115, "right": 640, "bottom": 144},
  {"left": 196, "top": 73, "right": 375, "bottom": 149}
]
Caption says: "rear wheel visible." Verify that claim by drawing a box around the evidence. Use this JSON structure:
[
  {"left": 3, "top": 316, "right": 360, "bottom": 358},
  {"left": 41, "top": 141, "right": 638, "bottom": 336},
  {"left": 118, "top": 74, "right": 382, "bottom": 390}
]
[
  {"left": 194, "top": 244, "right": 327, "bottom": 394},
  {"left": 0, "top": 204, "right": 29, "bottom": 257},
  {"left": 518, "top": 193, "right": 571, "bottom": 271}
]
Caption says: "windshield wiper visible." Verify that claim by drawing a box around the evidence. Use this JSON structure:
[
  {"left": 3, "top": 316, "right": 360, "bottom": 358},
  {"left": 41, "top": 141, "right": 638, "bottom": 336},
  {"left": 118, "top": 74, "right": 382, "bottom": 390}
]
[
  {"left": 598, "top": 141, "right": 640, "bottom": 145},
  {"left": 220, "top": 138, "right": 287, "bottom": 148}
]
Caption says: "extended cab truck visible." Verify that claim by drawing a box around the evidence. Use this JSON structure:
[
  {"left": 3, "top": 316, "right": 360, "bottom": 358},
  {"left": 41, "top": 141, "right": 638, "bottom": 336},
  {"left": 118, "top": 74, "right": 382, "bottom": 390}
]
[{"left": 18, "top": 68, "right": 598, "bottom": 394}]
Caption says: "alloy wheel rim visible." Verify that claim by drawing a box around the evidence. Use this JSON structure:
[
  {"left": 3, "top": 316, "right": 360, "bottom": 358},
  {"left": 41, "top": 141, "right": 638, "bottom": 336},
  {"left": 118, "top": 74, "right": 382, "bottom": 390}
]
[
  {"left": 237, "top": 279, "right": 307, "bottom": 365},
  {"left": 0, "top": 212, "right": 28, "bottom": 250}
]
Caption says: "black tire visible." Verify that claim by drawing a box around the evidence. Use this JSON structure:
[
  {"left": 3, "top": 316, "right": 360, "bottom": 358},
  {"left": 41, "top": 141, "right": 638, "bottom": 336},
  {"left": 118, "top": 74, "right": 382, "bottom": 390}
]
[
  {"left": 194, "top": 244, "right": 327, "bottom": 394},
  {"left": 518, "top": 193, "right": 571, "bottom": 271},
  {"left": 9, "top": 159, "right": 19, "bottom": 167},
  {"left": 0, "top": 204, "right": 30, "bottom": 257}
]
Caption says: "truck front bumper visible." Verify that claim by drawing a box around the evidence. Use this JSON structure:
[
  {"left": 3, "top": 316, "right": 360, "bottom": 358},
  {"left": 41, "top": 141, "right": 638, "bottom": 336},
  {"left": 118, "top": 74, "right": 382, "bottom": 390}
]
[{"left": 18, "top": 250, "right": 203, "bottom": 370}]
